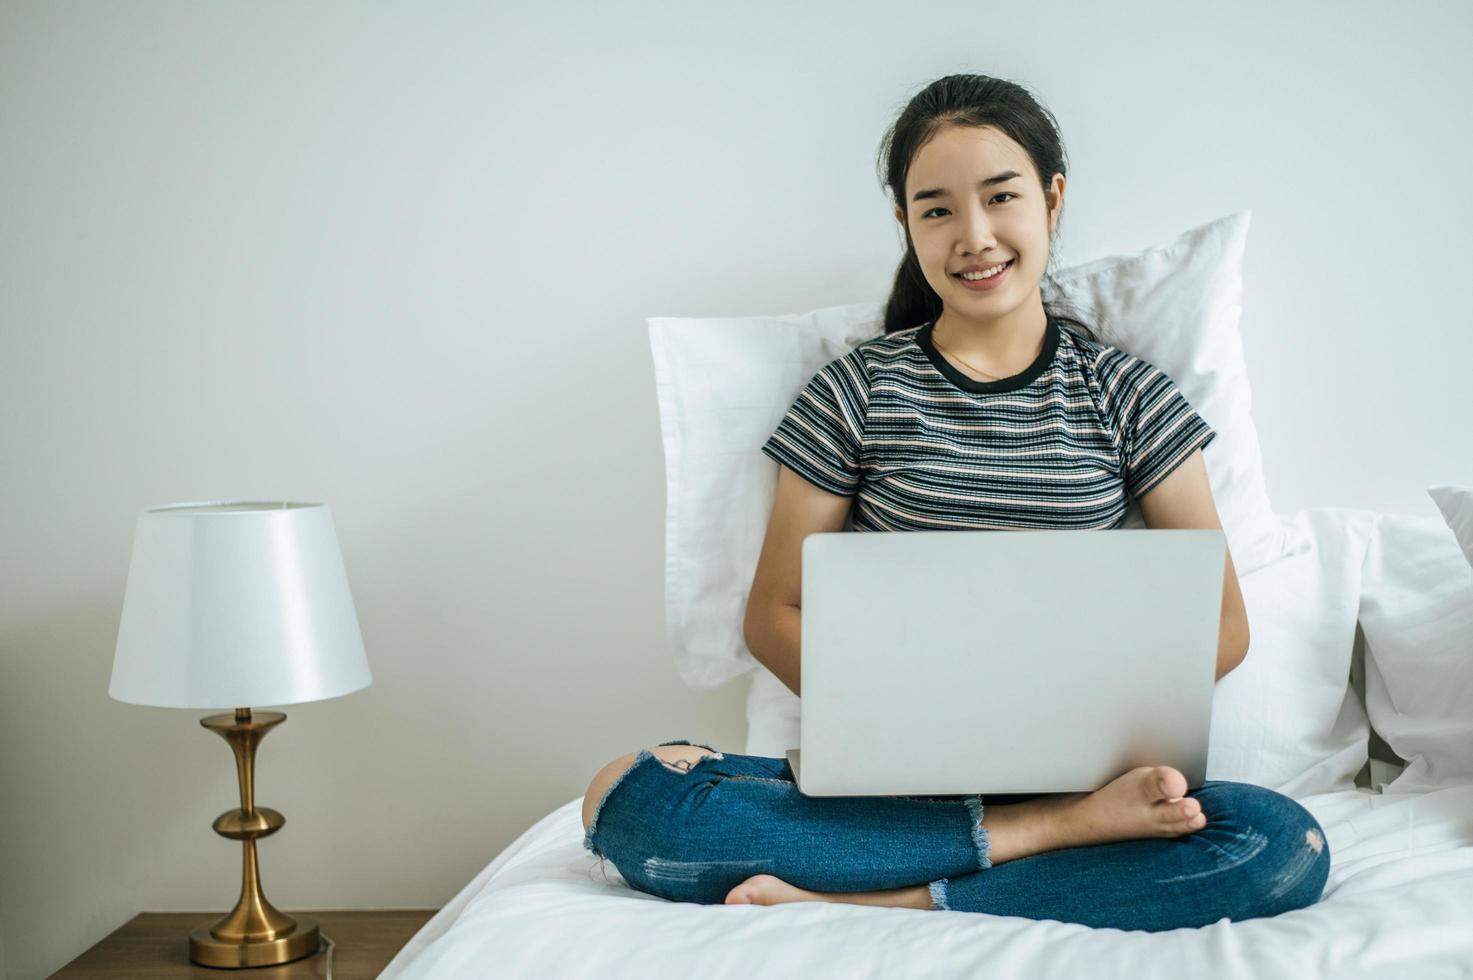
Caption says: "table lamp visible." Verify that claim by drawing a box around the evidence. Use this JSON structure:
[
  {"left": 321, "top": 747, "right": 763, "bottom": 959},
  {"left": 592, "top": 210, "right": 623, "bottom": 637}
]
[{"left": 109, "top": 501, "right": 372, "bottom": 968}]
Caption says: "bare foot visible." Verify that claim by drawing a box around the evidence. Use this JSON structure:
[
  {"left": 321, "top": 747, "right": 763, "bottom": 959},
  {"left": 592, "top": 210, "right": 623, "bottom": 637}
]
[
  {"left": 726, "top": 873, "right": 933, "bottom": 910},
  {"left": 725, "top": 873, "right": 825, "bottom": 906},
  {"left": 1054, "top": 766, "right": 1206, "bottom": 848}
]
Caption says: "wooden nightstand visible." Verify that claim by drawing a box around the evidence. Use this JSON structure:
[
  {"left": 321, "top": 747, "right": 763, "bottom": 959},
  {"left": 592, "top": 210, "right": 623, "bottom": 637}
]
[{"left": 48, "top": 909, "right": 437, "bottom": 979}]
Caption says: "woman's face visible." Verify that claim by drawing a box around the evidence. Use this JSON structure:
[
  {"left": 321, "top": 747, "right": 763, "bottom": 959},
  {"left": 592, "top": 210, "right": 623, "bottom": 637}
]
[{"left": 895, "top": 124, "right": 1064, "bottom": 325}]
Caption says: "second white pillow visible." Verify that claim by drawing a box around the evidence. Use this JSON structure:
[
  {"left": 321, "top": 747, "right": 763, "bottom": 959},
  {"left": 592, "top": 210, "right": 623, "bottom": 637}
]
[{"left": 1360, "top": 502, "right": 1473, "bottom": 793}]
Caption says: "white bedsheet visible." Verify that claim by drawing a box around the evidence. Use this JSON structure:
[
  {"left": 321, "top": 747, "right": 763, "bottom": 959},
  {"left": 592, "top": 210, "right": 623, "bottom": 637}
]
[{"left": 381, "top": 783, "right": 1473, "bottom": 980}]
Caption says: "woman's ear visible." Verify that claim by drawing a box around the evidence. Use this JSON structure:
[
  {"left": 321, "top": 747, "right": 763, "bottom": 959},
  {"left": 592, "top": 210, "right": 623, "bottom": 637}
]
[{"left": 1048, "top": 173, "right": 1065, "bottom": 231}]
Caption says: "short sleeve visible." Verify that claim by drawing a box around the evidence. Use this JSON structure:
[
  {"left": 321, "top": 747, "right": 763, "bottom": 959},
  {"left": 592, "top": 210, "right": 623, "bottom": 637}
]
[
  {"left": 760, "top": 353, "right": 869, "bottom": 496},
  {"left": 1100, "top": 352, "right": 1217, "bottom": 500}
]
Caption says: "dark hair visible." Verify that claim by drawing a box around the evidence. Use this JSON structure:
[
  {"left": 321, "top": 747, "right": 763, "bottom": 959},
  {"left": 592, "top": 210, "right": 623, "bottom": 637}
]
[{"left": 875, "top": 73, "right": 1099, "bottom": 343}]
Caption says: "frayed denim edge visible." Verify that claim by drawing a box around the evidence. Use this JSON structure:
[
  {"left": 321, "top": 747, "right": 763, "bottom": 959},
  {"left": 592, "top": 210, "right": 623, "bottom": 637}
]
[
  {"left": 583, "top": 740, "right": 724, "bottom": 853},
  {"left": 583, "top": 748, "right": 655, "bottom": 853},
  {"left": 931, "top": 796, "right": 990, "bottom": 912},
  {"left": 657, "top": 738, "right": 723, "bottom": 752},
  {"left": 966, "top": 795, "right": 992, "bottom": 869}
]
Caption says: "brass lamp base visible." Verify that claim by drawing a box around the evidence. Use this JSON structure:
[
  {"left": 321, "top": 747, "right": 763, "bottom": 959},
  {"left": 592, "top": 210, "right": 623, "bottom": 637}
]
[
  {"left": 192, "top": 707, "right": 321, "bottom": 968},
  {"left": 190, "top": 915, "right": 321, "bottom": 968}
]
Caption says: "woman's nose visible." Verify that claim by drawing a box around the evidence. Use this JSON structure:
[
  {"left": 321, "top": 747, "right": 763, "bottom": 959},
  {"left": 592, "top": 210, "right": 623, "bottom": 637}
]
[{"left": 957, "top": 209, "right": 997, "bottom": 254}]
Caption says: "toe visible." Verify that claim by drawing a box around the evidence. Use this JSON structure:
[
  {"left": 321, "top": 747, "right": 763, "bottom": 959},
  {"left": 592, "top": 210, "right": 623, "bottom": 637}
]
[
  {"left": 1154, "top": 766, "right": 1188, "bottom": 801},
  {"left": 726, "top": 876, "right": 764, "bottom": 905},
  {"left": 1169, "top": 811, "right": 1206, "bottom": 834}
]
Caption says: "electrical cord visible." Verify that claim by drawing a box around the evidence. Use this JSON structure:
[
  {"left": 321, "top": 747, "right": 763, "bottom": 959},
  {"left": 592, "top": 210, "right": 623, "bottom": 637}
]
[{"left": 315, "top": 934, "right": 336, "bottom": 979}]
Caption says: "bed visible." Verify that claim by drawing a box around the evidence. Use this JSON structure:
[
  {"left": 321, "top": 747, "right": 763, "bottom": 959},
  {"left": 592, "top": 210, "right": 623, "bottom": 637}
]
[
  {"left": 379, "top": 643, "right": 1473, "bottom": 978},
  {"left": 383, "top": 215, "right": 1473, "bottom": 977},
  {"left": 379, "top": 787, "right": 1473, "bottom": 979},
  {"left": 379, "top": 509, "right": 1473, "bottom": 980}
]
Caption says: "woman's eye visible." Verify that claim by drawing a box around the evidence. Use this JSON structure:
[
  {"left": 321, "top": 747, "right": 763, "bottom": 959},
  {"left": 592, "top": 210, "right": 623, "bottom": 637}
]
[{"left": 921, "top": 193, "right": 1016, "bottom": 218}]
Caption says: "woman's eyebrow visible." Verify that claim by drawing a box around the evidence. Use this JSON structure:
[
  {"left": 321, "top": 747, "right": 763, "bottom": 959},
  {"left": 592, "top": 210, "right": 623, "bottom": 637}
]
[{"left": 911, "top": 171, "right": 1022, "bottom": 202}]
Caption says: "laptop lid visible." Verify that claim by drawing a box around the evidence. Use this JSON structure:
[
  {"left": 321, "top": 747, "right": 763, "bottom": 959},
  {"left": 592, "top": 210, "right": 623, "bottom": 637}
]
[{"left": 788, "top": 528, "right": 1226, "bottom": 796}]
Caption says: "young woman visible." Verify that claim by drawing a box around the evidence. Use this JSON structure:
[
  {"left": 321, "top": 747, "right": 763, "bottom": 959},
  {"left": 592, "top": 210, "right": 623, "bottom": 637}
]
[{"left": 580, "top": 74, "right": 1330, "bottom": 931}]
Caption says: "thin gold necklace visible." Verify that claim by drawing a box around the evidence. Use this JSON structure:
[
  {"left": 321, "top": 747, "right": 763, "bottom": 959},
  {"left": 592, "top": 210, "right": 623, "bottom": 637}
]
[{"left": 931, "top": 331, "right": 1004, "bottom": 381}]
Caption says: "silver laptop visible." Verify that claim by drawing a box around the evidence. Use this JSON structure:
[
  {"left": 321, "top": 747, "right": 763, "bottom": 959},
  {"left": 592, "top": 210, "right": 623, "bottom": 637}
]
[{"left": 785, "top": 528, "right": 1226, "bottom": 797}]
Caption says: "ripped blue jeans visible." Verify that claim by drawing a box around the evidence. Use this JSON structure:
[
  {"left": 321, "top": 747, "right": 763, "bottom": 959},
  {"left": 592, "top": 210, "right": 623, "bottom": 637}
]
[{"left": 582, "top": 740, "right": 1331, "bottom": 932}]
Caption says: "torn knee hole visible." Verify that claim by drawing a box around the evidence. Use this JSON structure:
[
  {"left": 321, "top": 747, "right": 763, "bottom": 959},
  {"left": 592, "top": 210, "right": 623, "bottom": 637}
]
[{"left": 652, "top": 747, "right": 723, "bottom": 775}]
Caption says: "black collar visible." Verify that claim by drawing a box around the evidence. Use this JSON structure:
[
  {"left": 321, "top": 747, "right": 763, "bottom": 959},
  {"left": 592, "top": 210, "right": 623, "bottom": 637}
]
[{"left": 917, "top": 316, "right": 1061, "bottom": 394}]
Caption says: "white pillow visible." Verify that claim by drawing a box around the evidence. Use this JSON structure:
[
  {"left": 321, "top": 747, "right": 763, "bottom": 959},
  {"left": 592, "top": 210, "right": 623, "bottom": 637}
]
[
  {"left": 1359, "top": 498, "right": 1473, "bottom": 793},
  {"left": 650, "top": 210, "right": 1284, "bottom": 690},
  {"left": 650, "top": 303, "right": 882, "bottom": 689},
  {"left": 1430, "top": 485, "right": 1473, "bottom": 565},
  {"left": 1204, "top": 508, "right": 1375, "bottom": 795},
  {"left": 749, "top": 508, "right": 1373, "bottom": 796}
]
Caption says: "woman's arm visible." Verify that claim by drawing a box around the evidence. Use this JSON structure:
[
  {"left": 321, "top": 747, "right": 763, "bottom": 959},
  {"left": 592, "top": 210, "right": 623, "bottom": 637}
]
[
  {"left": 1136, "top": 448, "right": 1250, "bottom": 681},
  {"left": 745, "top": 603, "right": 804, "bottom": 698},
  {"left": 743, "top": 464, "right": 855, "bottom": 698}
]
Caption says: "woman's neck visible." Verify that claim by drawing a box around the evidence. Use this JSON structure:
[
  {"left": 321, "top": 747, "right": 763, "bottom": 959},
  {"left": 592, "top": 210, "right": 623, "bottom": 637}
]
[{"left": 932, "top": 301, "right": 1050, "bottom": 376}]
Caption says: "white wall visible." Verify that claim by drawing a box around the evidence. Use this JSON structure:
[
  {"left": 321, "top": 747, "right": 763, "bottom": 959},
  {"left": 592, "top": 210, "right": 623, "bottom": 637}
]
[{"left": 2, "top": 1, "right": 1469, "bottom": 976}]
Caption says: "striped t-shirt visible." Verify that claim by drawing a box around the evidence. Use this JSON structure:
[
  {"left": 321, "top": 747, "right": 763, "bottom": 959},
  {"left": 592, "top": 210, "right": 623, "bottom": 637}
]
[{"left": 759, "top": 315, "right": 1216, "bottom": 531}]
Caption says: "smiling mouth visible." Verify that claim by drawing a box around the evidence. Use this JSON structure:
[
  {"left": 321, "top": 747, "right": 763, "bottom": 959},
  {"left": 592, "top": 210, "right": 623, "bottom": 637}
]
[{"left": 952, "top": 259, "right": 1015, "bottom": 281}]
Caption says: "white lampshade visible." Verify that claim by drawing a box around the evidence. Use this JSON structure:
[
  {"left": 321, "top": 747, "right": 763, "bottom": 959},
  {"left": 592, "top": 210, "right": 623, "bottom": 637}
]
[{"left": 110, "top": 501, "right": 372, "bottom": 709}]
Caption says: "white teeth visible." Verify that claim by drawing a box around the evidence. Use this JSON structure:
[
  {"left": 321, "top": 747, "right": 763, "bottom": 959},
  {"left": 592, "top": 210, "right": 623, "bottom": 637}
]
[{"left": 959, "top": 261, "right": 1009, "bottom": 280}]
